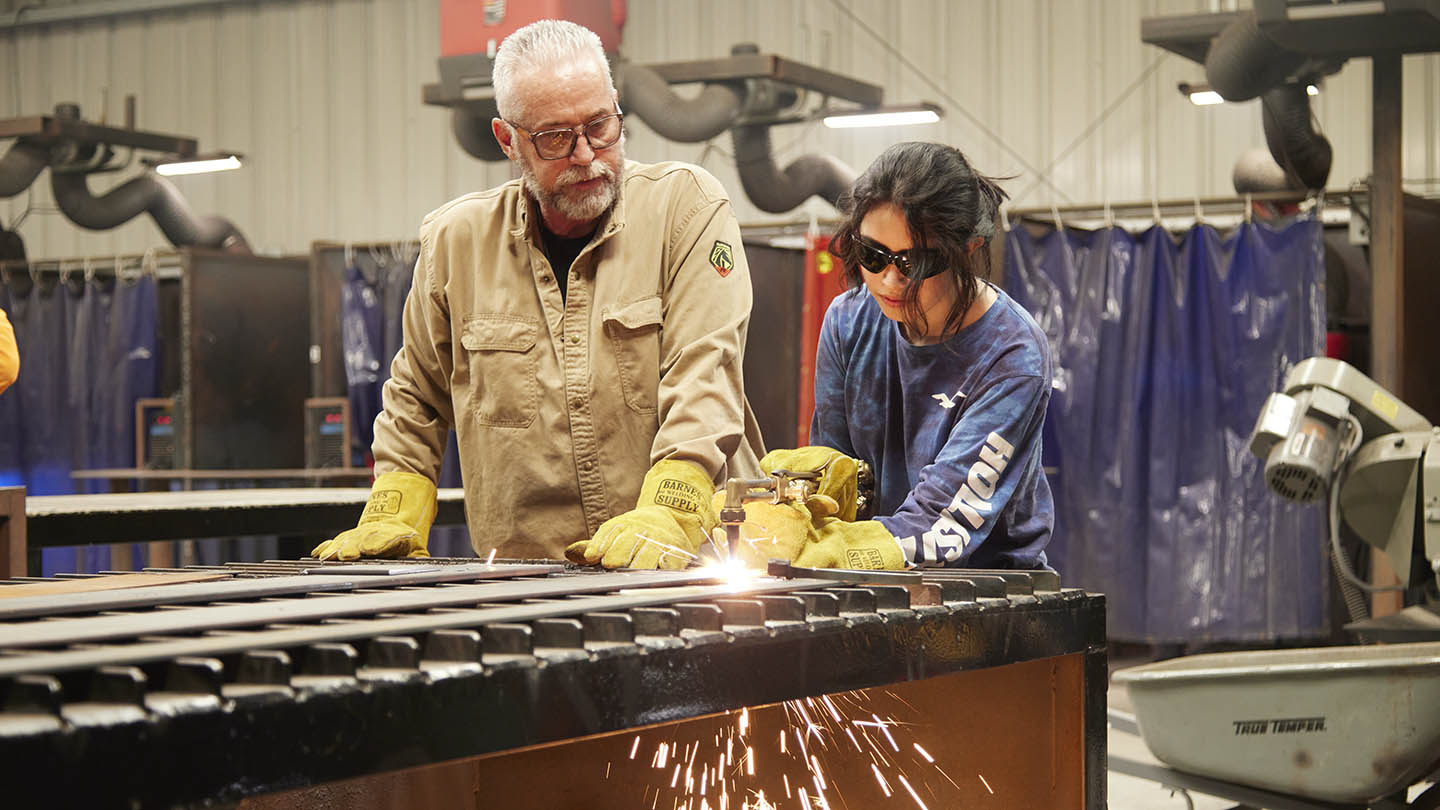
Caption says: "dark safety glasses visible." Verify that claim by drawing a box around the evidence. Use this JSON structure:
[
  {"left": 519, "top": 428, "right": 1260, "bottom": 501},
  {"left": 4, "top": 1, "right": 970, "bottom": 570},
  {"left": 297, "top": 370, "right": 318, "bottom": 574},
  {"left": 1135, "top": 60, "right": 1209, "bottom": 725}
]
[
  {"left": 853, "top": 234, "right": 947, "bottom": 281},
  {"left": 508, "top": 112, "right": 624, "bottom": 160}
]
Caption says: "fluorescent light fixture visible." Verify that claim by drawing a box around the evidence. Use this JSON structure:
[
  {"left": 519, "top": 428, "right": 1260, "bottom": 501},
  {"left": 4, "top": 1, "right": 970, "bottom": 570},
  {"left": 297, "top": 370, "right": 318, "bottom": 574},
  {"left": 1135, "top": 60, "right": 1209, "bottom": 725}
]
[
  {"left": 154, "top": 154, "right": 243, "bottom": 176},
  {"left": 1178, "top": 81, "right": 1225, "bottom": 105},
  {"left": 822, "top": 103, "right": 942, "bottom": 129},
  {"left": 1179, "top": 81, "right": 1317, "bottom": 106}
]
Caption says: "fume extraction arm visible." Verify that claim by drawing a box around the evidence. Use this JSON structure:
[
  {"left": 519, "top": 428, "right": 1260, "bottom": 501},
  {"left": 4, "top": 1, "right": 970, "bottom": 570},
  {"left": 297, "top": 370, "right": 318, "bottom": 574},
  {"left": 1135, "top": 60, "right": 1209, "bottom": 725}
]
[
  {"left": 423, "top": 0, "right": 929, "bottom": 214},
  {"left": 0, "top": 103, "right": 251, "bottom": 253}
]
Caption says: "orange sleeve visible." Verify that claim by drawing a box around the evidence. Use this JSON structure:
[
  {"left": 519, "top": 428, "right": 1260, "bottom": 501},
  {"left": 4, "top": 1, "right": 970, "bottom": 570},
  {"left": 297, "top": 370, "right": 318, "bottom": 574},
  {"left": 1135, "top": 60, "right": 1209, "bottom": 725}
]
[{"left": 0, "top": 307, "right": 18, "bottom": 395}]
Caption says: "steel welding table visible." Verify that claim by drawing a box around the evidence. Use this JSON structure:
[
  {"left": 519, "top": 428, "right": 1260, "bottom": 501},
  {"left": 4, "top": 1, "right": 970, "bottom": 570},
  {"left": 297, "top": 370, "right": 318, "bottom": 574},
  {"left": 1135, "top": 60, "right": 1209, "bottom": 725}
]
[
  {"left": 0, "top": 486, "right": 468, "bottom": 578},
  {"left": 0, "top": 559, "right": 1105, "bottom": 809}
]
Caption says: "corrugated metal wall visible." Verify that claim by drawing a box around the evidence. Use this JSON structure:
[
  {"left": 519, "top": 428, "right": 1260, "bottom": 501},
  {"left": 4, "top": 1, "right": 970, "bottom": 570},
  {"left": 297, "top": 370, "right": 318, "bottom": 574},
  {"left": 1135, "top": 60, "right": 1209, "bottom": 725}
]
[{"left": 2, "top": 0, "right": 1438, "bottom": 258}]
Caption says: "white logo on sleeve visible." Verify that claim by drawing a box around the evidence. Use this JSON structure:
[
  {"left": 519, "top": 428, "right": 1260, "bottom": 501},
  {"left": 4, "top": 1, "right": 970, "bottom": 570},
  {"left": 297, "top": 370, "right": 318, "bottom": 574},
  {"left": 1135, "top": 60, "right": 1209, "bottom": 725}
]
[
  {"left": 931, "top": 389, "right": 966, "bottom": 409},
  {"left": 903, "top": 431, "right": 1015, "bottom": 564}
]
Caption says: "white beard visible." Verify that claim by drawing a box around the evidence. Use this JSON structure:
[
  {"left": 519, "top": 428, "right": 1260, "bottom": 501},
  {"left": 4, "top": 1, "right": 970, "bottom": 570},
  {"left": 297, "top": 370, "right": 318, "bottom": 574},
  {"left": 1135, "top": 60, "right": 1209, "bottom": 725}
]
[{"left": 523, "top": 159, "right": 621, "bottom": 225}]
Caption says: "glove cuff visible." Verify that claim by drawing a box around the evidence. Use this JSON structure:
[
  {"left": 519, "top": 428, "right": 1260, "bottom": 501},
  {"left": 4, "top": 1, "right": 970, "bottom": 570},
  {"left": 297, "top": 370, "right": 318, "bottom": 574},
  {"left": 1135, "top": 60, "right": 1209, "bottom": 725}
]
[{"left": 360, "top": 471, "right": 438, "bottom": 537}]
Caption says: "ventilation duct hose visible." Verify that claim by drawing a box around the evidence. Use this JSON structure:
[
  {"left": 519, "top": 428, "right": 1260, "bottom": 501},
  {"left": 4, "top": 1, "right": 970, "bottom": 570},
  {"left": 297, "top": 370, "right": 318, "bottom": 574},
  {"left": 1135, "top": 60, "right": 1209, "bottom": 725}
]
[
  {"left": 452, "top": 102, "right": 506, "bottom": 162},
  {"left": 0, "top": 140, "right": 49, "bottom": 198},
  {"left": 1205, "top": 12, "right": 1306, "bottom": 102},
  {"left": 617, "top": 63, "right": 743, "bottom": 143},
  {"left": 1261, "top": 82, "right": 1333, "bottom": 190},
  {"left": 51, "top": 169, "right": 251, "bottom": 253},
  {"left": 731, "top": 123, "right": 856, "bottom": 213}
]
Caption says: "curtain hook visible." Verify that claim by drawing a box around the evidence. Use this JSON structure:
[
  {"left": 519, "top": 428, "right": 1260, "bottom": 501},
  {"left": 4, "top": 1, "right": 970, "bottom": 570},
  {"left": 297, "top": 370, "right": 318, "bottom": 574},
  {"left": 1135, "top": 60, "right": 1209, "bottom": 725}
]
[
  {"left": 1193, "top": 194, "right": 1205, "bottom": 225},
  {"left": 368, "top": 242, "right": 387, "bottom": 269},
  {"left": 139, "top": 247, "right": 158, "bottom": 280},
  {"left": 344, "top": 241, "right": 355, "bottom": 268},
  {"left": 1103, "top": 197, "right": 1114, "bottom": 230},
  {"left": 999, "top": 200, "right": 1011, "bottom": 233},
  {"left": 1050, "top": 200, "right": 1064, "bottom": 233}
]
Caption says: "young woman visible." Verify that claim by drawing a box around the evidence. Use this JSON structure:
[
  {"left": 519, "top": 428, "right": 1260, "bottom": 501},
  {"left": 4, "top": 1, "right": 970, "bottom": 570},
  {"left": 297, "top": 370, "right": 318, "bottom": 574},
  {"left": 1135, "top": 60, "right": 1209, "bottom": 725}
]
[{"left": 766, "top": 141, "right": 1053, "bottom": 570}]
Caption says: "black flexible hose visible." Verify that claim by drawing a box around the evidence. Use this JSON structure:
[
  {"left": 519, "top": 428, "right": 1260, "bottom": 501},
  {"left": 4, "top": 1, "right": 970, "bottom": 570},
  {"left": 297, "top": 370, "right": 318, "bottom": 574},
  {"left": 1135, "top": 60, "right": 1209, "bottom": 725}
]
[
  {"left": 731, "top": 123, "right": 856, "bottom": 213},
  {"left": 618, "top": 63, "right": 743, "bottom": 143},
  {"left": 0, "top": 140, "right": 49, "bottom": 198},
  {"left": 1205, "top": 12, "right": 1306, "bottom": 102},
  {"left": 51, "top": 169, "right": 250, "bottom": 252},
  {"left": 1261, "top": 83, "right": 1333, "bottom": 190}
]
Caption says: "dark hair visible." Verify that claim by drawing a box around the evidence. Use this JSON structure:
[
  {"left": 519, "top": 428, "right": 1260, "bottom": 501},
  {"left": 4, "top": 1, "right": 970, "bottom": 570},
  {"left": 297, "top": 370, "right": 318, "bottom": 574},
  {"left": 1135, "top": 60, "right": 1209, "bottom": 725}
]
[{"left": 830, "top": 142, "right": 1009, "bottom": 341}]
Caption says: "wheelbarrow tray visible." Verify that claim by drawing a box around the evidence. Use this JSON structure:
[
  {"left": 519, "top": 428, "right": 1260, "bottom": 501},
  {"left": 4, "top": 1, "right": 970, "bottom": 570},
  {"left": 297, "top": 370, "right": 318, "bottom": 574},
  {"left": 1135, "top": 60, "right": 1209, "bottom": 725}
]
[{"left": 1112, "top": 641, "right": 1440, "bottom": 803}]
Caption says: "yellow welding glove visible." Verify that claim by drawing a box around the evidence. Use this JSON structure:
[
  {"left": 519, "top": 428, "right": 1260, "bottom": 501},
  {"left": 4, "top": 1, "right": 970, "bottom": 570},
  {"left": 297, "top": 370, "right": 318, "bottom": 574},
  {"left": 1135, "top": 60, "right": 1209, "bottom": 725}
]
[
  {"left": 706, "top": 491, "right": 840, "bottom": 568},
  {"left": 793, "top": 519, "right": 906, "bottom": 571},
  {"left": 310, "top": 471, "right": 437, "bottom": 560},
  {"left": 760, "top": 447, "right": 860, "bottom": 521},
  {"left": 565, "top": 460, "right": 717, "bottom": 569}
]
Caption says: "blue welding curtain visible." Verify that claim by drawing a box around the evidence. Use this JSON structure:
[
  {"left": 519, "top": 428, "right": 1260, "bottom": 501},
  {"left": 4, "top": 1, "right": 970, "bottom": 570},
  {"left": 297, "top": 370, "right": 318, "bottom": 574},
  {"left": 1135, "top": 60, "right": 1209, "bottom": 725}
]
[
  {"left": 341, "top": 256, "right": 471, "bottom": 557},
  {"left": 0, "top": 272, "right": 160, "bottom": 574},
  {"left": 1004, "top": 218, "right": 1328, "bottom": 643}
]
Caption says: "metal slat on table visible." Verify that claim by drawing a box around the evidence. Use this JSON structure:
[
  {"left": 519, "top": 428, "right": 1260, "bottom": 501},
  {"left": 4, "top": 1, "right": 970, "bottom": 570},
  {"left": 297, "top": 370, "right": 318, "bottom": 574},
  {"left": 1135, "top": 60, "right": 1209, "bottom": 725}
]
[
  {"left": 0, "top": 563, "right": 558, "bottom": 621},
  {"left": 24, "top": 488, "right": 467, "bottom": 548}
]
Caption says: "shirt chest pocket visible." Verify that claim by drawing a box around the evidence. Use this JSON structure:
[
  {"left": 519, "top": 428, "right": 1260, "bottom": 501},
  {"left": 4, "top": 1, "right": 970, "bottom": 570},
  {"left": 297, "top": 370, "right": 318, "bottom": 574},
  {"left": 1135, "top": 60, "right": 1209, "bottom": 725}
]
[
  {"left": 601, "top": 296, "right": 662, "bottom": 414},
  {"left": 461, "top": 314, "right": 539, "bottom": 427}
]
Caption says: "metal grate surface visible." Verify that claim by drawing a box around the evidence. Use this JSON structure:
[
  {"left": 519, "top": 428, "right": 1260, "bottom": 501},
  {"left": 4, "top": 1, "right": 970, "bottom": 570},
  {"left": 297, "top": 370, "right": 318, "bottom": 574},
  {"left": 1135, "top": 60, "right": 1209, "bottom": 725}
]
[{"left": 0, "top": 558, "right": 1103, "bottom": 809}]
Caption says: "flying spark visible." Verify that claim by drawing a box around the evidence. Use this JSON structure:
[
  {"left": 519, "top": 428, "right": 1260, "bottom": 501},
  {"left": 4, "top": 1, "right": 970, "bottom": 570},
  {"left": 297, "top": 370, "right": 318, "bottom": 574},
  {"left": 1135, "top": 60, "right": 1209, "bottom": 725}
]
[{"left": 978, "top": 773, "right": 994, "bottom": 794}]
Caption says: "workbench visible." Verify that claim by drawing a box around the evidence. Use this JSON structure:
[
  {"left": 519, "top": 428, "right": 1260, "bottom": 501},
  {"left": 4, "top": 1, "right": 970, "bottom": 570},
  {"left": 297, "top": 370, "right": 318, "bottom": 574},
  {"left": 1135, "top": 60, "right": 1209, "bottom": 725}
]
[
  {"left": 0, "top": 487, "right": 468, "bottom": 578},
  {"left": 0, "top": 559, "right": 1107, "bottom": 809}
]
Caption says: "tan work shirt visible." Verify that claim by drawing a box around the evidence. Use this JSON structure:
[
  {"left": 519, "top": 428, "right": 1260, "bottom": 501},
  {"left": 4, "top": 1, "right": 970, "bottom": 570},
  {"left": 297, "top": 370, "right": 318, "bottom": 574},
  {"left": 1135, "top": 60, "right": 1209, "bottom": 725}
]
[{"left": 373, "top": 160, "right": 765, "bottom": 559}]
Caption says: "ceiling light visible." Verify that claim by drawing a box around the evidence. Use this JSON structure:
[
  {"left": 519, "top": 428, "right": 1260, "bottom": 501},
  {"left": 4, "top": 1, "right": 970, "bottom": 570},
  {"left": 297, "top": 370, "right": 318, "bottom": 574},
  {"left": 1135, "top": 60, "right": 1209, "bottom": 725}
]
[
  {"left": 822, "top": 103, "right": 942, "bottom": 129},
  {"left": 153, "top": 153, "right": 244, "bottom": 176},
  {"left": 1306, "top": 84, "right": 1319, "bottom": 96},
  {"left": 1178, "top": 81, "right": 1226, "bottom": 105}
]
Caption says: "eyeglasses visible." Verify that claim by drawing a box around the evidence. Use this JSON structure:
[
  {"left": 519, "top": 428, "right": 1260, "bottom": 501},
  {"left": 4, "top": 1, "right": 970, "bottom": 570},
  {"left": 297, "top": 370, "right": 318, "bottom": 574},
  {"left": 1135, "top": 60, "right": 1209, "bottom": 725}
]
[
  {"left": 507, "top": 112, "right": 624, "bottom": 160},
  {"left": 852, "top": 235, "right": 946, "bottom": 280}
]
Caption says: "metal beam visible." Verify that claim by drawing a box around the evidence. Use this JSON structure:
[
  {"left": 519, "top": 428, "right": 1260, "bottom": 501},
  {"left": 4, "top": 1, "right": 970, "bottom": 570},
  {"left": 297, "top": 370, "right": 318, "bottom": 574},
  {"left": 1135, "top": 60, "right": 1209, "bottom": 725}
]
[
  {"left": 1, "top": 0, "right": 245, "bottom": 32},
  {"left": 1370, "top": 53, "right": 1407, "bottom": 619}
]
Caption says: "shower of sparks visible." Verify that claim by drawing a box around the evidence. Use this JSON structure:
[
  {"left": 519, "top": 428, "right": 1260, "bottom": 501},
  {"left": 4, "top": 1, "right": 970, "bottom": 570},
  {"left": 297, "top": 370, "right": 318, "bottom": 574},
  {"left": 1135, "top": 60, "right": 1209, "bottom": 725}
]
[
  {"left": 978, "top": 773, "right": 994, "bottom": 794},
  {"left": 871, "top": 763, "right": 892, "bottom": 797},
  {"left": 897, "top": 774, "right": 929, "bottom": 809},
  {"left": 484, "top": 548, "right": 497, "bottom": 565},
  {"left": 611, "top": 689, "right": 970, "bottom": 809}
]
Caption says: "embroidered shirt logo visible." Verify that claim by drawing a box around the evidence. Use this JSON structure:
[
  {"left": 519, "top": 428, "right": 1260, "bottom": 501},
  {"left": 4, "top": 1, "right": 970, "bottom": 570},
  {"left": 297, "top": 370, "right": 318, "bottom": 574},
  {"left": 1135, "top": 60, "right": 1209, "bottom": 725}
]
[
  {"left": 709, "top": 240, "right": 734, "bottom": 277},
  {"left": 931, "top": 389, "right": 965, "bottom": 409}
]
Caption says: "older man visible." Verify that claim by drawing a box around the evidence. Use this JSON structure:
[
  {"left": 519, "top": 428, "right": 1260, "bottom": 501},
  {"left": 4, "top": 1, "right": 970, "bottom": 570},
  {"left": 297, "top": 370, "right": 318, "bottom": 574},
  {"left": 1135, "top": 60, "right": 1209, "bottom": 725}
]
[{"left": 313, "top": 19, "right": 764, "bottom": 567}]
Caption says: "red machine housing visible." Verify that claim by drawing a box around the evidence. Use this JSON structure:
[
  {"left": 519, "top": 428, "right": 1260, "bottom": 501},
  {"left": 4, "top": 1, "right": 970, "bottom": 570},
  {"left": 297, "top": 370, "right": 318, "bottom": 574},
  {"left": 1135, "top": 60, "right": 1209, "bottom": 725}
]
[{"left": 440, "top": 0, "right": 627, "bottom": 58}]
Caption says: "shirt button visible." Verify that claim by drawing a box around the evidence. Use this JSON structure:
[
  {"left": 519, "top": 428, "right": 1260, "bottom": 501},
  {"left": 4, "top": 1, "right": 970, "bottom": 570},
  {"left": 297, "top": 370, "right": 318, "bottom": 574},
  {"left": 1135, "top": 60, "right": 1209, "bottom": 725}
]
[
  {"left": 568, "top": 334, "right": 580, "bottom": 345},
  {"left": 571, "top": 395, "right": 584, "bottom": 409},
  {"left": 540, "top": 274, "right": 551, "bottom": 283}
]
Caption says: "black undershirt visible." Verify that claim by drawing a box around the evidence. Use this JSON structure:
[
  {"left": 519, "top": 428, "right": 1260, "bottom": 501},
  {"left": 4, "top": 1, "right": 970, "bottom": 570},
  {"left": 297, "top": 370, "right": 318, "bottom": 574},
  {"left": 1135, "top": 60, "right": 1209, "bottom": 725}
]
[{"left": 539, "top": 227, "right": 593, "bottom": 301}]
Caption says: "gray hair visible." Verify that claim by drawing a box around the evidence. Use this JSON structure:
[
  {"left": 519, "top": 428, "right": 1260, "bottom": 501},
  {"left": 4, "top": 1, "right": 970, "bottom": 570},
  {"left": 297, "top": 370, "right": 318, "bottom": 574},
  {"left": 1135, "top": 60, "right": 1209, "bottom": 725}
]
[{"left": 492, "top": 19, "right": 613, "bottom": 122}]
